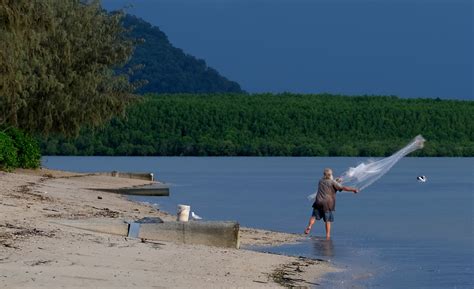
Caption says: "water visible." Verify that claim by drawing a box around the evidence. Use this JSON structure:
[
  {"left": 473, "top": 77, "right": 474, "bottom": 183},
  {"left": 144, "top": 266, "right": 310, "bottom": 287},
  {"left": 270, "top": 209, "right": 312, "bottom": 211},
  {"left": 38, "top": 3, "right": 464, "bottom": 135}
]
[{"left": 42, "top": 156, "right": 473, "bottom": 289}]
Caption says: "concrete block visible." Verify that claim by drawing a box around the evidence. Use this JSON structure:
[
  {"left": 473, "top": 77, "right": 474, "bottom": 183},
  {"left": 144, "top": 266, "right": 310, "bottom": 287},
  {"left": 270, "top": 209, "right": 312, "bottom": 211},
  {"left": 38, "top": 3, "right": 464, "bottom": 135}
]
[{"left": 138, "top": 221, "right": 240, "bottom": 249}]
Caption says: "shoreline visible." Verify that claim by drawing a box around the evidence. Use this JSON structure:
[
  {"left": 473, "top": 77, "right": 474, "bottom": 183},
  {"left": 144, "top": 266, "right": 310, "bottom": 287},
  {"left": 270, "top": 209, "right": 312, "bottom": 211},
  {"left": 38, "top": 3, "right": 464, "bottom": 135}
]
[{"left": 0, "top": 168, "right": 337, "bottom": 288}]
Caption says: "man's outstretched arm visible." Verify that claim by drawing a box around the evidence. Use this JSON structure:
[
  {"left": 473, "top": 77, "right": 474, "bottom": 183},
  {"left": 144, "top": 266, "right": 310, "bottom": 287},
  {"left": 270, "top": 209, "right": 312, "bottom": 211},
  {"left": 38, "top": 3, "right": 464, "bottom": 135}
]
[{"left": 342, "top": 186, "right": 358, "bottom": 193}]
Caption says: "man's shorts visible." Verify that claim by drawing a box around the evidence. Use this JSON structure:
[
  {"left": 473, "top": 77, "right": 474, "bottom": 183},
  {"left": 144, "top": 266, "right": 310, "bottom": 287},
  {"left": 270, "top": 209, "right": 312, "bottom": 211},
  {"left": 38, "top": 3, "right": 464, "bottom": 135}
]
[{"left": 312, "top": 208, "right": 334, "bottom": 222}]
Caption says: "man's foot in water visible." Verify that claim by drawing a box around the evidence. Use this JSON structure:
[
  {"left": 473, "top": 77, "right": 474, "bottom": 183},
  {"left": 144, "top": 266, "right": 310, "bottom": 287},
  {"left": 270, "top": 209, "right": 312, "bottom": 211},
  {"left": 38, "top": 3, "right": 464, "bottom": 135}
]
[{"left": 304, "top": 227, "right": 311, "bottom": 234}]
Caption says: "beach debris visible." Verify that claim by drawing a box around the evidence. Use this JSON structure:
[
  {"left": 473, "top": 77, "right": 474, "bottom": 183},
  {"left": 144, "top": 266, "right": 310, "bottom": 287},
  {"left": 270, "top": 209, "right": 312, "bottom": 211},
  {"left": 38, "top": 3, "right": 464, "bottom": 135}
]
[
  {"left": 1, "top": 243, "right": 18, "bottom": 249},
  {"left": 0, "top": 202, "right": 17, "bottom": 207},
  {"left": 13, "top": 227, "right": 55, "bottom": 238},
  {"left": 270, "top": 257, "right": 322, "bottom": 287},
  {"left": 94, "top": 208, "right": 120, "bottom": 218},
  {"left": 89, "top": 206, "right": 121, "bottom": 218},
  {"left": 0, "top": 256, "right": 9, "bottom": 263},
  {"left": 141, "top": 239, "right": 165, "bottom": 245},
  {"left": 0, "top": 223, "right": 55, "bottom": 249},
  {"left": 9, "top": 185, "right": 53, "bottom": 202},
  {"left": 42, "top": 207, "right": 59, "bottom": 212},
  {"left": 97, "top": 196, "right": 103, "bottom": 199},
  {"left": 417, "top": 175, "right": 427, "bottom": 183},
  {"left": 25, "top": 260, "right": 53, "bottom": 266},
  {"left": 191, "top": 211, "right": 202, "bottom": 220},
  {"left": 140, "top": 238, "right": 165, "bottom": 248}
]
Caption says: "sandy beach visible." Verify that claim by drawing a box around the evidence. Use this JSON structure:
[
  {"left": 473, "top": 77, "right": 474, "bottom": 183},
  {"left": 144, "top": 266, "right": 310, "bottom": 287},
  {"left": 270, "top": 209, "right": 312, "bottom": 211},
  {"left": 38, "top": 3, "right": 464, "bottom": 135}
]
[{"left": 0, "top": 169, "right": 336, "bottom": 288}]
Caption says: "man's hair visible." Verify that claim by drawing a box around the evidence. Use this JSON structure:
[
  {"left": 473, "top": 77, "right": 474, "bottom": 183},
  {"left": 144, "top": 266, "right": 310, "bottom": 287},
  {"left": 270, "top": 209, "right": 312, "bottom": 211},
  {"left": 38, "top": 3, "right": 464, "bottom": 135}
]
[{"left": 323, "top": 168, "right": 333, "bottom": 180}]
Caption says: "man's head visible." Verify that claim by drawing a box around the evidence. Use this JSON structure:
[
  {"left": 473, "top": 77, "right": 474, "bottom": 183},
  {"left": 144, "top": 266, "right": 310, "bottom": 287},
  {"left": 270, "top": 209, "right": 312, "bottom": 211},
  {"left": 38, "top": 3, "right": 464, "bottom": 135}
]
[{"left": 323, "top": 168, "right": 333, "bottom": 180}]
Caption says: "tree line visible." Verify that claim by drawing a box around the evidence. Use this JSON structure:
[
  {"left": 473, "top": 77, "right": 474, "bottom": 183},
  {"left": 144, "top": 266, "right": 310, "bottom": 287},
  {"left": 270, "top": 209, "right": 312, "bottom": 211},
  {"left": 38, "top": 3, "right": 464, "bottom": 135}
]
[{"left": 40, "top": 94, "right": 474, "bottom": 157}]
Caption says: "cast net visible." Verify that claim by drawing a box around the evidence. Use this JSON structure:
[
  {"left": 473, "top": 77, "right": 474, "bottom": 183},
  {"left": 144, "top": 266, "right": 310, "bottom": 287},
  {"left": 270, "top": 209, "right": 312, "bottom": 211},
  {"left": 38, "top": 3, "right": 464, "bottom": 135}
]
[{"left": 308, "top": 135, "right": 425, "bottom": 200}]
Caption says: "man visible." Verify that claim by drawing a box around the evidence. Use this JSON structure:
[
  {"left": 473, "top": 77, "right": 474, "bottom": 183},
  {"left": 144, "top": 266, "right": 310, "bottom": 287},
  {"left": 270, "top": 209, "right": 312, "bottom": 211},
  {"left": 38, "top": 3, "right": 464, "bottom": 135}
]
[{"left": 304, "top": 168, "right": 358, "bottom": 239}]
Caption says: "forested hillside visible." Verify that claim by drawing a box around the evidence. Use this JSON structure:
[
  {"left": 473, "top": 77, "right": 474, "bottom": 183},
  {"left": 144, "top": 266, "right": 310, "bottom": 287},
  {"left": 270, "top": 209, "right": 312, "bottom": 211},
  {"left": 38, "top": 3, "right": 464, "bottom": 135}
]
[
  {"left": 40, "top": 94, "right": 474, "bottom": 157},
  {"left": 122, "top": 15, "right": 243, "bottom": 94}
]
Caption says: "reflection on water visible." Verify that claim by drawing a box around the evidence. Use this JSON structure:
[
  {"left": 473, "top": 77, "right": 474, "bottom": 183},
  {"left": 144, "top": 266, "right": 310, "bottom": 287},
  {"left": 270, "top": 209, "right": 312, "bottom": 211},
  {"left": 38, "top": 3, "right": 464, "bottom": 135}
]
[
  {"left": 259, "top": 237, "right": 382, "bottom": 289},
  {"left": 312, "top": 237, "right": 335, "bottom": 259}
]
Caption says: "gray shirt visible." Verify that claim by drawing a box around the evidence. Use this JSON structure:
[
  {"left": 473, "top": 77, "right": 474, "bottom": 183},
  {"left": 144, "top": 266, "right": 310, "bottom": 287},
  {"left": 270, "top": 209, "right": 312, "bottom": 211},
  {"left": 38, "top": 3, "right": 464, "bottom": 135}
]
[{"left": 312, "top": 178, "right": 344, "bottom": 212}]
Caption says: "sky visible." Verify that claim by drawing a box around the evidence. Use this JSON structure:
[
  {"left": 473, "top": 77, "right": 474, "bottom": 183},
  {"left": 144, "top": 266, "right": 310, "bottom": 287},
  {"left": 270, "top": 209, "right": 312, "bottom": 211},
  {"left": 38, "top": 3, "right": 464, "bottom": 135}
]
[{"left": 101, "top": 0, "right": 473, "bottom": 99}]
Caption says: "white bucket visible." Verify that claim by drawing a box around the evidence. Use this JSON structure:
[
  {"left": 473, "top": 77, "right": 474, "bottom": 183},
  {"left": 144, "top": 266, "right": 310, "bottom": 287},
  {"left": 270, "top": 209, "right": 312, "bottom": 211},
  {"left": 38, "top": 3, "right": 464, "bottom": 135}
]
[{"left": 177, "top": 204, "right": 190, "bottom": 222}]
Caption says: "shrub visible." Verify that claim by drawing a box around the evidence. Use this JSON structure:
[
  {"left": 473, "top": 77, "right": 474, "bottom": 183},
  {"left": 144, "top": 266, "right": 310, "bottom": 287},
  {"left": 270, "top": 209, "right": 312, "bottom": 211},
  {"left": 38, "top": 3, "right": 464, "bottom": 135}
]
[
  {"left": 5, "top": 128, "right": 41, "bottom": 169},
  {"left": 0, "top": 132, "right": 18, "bottom": 170}
]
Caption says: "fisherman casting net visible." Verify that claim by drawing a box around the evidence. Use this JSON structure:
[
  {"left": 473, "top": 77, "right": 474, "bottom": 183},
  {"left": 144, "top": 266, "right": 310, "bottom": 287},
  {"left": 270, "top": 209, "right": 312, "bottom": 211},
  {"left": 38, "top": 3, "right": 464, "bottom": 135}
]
[{"left": 308, "top": 135, "right": 426, "bottom": 200}]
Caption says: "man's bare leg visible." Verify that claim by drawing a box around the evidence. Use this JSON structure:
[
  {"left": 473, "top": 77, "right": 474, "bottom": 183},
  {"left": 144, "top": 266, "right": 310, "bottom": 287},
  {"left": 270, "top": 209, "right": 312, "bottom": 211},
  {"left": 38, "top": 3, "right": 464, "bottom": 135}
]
[
  {"left": 305, "top": 216, "right": 316, "bottom": 234},
  {"left": 325, "top": 222, "right": 331, "bottom": 239}
]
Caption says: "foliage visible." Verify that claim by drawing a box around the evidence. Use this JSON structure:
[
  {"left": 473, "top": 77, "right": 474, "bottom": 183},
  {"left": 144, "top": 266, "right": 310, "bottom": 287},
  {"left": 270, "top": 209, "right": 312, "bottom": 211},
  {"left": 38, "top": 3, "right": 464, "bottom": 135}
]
[
  {"left": 0, "top": 132, "right": 18, "bottom": 169},
  {"left": 5, "top": 128, "right": 41, "bottom": 169},
  {"left": 0, "top": 0, "right": 137, "bottom": 136},
  {"left": 40, "top": 94, "right": 474, "bottom": 157},
  {"left": 121, "top": 15, "right": 243, "bottom": 94}
]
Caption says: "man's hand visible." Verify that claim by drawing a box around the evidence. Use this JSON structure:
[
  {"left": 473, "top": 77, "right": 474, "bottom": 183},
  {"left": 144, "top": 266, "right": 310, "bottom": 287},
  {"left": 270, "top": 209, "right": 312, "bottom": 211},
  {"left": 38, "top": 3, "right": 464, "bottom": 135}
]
[{"left": 353, "top": 188, "right": 359, "bottom": 194}]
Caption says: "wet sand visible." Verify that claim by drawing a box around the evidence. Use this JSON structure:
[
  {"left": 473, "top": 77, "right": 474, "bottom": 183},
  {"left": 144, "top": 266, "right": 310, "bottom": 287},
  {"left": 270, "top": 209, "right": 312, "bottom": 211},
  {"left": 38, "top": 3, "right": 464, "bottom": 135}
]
[{"left": 0, "top": 169, "right": 336, "bottom": 288}]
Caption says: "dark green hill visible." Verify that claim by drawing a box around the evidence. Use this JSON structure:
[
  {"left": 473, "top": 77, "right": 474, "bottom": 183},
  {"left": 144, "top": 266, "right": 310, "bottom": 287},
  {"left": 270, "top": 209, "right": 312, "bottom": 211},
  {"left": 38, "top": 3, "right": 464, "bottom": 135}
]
[
  {"left": 40, "top": 94, "right": 474, "bottom": 157},
  {"left": 122, "top": 15, "right": 243, "bottom": 94}
]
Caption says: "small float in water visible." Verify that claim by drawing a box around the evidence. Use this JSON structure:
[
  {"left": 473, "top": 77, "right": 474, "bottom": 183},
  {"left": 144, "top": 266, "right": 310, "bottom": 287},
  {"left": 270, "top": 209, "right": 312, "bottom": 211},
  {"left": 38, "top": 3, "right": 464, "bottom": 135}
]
[{"left": 417, "top": 175, "right": 427, "bottom": 183}]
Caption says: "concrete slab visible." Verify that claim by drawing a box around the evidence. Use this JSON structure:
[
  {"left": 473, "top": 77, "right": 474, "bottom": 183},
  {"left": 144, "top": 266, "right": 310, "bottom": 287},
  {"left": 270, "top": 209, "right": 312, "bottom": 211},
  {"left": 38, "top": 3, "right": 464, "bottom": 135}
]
[
  {"left": 95, "top": 171, "right": 155, "bottom": 181},
  {"left": 53, "top": 218, "right": 239, "bottom": 249},
  {"left": 52, "top": 218, "right": 129, "bottom": 236},
  {"left": 91, "top": 184, "right": 169, "bottom": 196},
  {"left": 138, "top": 221, "right": 240, "bottom": 249}
]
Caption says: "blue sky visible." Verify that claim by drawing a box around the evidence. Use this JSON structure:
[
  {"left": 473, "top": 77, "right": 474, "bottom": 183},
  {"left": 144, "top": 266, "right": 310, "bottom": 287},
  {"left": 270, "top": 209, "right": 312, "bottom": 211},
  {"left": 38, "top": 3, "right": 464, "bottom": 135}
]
[{"left": 102, "top": 0, "right": 472, "bottom": 99}]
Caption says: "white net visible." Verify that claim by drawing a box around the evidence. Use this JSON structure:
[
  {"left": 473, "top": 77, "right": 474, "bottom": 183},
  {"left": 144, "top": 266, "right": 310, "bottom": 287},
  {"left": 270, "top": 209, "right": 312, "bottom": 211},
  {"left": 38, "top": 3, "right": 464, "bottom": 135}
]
[{"left": 308, "top": 135, "right": 425, "bottom": 200}]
